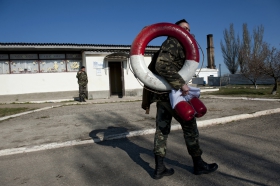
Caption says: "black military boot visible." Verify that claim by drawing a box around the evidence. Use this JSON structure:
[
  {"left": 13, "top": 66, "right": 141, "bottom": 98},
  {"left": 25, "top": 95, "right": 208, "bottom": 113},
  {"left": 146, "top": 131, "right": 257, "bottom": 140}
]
[
  {"left": 153, "top": 155, "right": 174, "bottom": 179},
  {"left": 82, "top": 97, "right": 86, "bottom": 102},
  {"left": 192, "top": 156, "right": 218, "bottom": 175},
  {"left": 79, "top": 96, "right": 82, "bottom": 102}
]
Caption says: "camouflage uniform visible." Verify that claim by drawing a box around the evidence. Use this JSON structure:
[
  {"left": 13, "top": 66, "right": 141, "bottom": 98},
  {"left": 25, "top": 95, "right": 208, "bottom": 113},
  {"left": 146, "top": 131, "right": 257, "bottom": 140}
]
[
  {"left": 153, "top": 37, "right": 202, "bottom": 157},
  {"left": 76, "top": 70, "right": 88, "bottom": 100}
]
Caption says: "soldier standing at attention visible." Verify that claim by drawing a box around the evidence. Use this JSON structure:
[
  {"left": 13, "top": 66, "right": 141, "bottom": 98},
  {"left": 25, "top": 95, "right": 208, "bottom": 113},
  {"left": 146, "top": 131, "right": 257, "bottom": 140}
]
[
  {"left": 76, "top": 66, "right": 88, "bottom": 102},
  {"left": 142, "top": 19, "right": 218, "bottom": 179}
]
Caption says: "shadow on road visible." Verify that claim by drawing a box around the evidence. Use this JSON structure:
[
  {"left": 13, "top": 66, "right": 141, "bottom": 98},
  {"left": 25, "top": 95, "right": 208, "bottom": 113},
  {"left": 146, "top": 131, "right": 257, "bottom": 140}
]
[
  {"left": 89, "top": 126, "right": 194, "bottom": 178},
  {"left": 89, "top": 127, "right": 154, "bottom": 177}
]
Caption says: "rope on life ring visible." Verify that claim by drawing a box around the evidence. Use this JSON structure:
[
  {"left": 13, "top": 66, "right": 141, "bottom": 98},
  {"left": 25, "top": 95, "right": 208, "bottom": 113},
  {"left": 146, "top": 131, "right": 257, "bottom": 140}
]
[{"left": 129, "top": 22, "right": 200, "bottom": 91}]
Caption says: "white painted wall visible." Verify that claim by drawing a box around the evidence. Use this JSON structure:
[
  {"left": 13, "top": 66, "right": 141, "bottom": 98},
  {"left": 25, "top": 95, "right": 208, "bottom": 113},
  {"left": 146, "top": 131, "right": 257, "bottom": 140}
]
[
  {"left": 0, "top": 73, "right": 77, "bottom": 95},
  {"left": 124, "top": 56, "right": 151, "bottom": 90},
  {"left": 85, "top": 54, "right": 151, "bottom": 92},
  {"left": 0, "top": 54, "right": 151, "bottom": 97},
  {"left": 0, "top": 55, "right": 218, "bottom": 97},
  {"left": 85, "top": 55, "right": 109, "bottom": 92}
]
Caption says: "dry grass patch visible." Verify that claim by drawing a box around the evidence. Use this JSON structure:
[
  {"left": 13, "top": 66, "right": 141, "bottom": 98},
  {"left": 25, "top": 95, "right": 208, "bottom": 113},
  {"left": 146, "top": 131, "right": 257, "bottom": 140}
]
[{"left": 0, "top": 107, "right": 35, "bottom": 117}]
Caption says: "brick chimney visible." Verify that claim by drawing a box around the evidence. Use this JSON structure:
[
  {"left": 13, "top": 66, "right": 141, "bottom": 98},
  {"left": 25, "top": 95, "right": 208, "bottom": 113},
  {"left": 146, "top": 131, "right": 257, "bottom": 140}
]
[{"left": 206, "top": 34, "right": 216, "bottom": 69}]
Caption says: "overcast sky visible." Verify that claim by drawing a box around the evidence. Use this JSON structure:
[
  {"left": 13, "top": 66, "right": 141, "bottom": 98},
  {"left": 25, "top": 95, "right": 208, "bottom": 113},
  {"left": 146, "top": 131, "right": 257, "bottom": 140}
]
[{"left": 0, "top": 0, "right": 279, "bottom": 75}]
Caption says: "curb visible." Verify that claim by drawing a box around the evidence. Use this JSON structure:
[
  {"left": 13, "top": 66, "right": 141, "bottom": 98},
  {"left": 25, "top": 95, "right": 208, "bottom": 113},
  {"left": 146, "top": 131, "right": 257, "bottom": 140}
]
[
  {"left": 200, "top": 89, "right": 219, "bottom": 92},
  {"left": 19, "top": 99, "right": 73, "bottom": 104},
  {"left": 203, "top": 96, "right": 280, "bottom": 102},
  {"left": 3, "top": 98, "right": 142, "bottom": 105},
  {"left": 0, "top": 107, "right": 279, "bottom": 157}
]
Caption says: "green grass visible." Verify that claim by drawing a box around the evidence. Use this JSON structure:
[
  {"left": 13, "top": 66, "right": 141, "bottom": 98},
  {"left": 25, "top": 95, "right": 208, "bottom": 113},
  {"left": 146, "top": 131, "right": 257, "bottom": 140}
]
[
  {"left": 0, "top": 107, "right": 34, "bottom": 117},
  {"left": 203, "top": 85, "right": 280, "bottom": 99}
]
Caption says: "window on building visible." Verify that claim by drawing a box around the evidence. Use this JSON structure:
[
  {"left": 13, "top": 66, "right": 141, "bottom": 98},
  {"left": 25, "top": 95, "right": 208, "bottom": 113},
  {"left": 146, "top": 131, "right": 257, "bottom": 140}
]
[
  {"left": 0, "top": 53, "right": 82, "bottom": 74},
  {"left": 40, "top": 60, "right": 66, "bottom": 73},
  {"left": 66, "top": 54, "right": 82, "bottom": 72},
  {"left": 0, "top": 61, "right": 10, "bottom": 74},
  {"left": 10, "top": 60, "right": 39, "bottom": 74},
  {"left": 66, "top": 60, "right": 82, "bottom": 72}
]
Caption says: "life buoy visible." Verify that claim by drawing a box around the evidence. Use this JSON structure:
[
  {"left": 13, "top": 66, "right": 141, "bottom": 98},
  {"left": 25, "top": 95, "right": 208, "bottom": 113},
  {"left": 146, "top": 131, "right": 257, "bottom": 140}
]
[{"left": 130, "top": 22, "right": 200, "bottom": 91}]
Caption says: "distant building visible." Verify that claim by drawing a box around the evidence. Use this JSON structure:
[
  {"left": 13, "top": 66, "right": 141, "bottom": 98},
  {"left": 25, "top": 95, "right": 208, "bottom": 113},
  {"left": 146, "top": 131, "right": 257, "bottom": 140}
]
[
  {"left": 193, "top": 34, "right": 219, "bottom": 85},
  {"left": 194, "top": 68, "right": 219, "bottom": 84}
]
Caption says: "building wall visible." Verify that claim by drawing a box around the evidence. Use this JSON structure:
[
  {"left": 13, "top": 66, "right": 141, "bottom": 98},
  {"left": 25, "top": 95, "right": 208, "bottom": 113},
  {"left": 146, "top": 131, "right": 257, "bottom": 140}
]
[
  {"left": 85, "top": 54, "right": 151, "bottom": 99},
  {"left": 85, "top": 55, "right": 109, "bottom": 99},
  {"left": 0, "top": 72, "right": 78, "bottom": 102},
  {"left": 196, "top": 68, "right": 219, "bottom": 84},
  {"left": 0, "top": 72, "right": 78, "bottom": 95},
  {"left": 124, "top": 56, "right": 151, "bottom": 96},
  {"left": 0, "top": 51, "right": 151, "bottom": 102}
]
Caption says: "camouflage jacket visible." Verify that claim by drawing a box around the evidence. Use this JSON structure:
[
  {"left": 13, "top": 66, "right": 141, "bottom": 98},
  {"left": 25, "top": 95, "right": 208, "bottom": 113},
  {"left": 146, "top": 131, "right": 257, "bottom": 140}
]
[
  {"left": 153, "top": 37, "right": 186, "bottom": 102},
  {"left": 76, "top": 71, "right": 88, "bottom": 86}
]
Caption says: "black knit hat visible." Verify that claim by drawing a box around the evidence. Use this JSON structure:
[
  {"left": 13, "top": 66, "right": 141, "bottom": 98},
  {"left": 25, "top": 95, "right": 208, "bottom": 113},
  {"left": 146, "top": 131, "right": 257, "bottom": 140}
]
[
  {"left": 81, "top": 66, "right": 85, "bottom": 69},
  {"left": 175, "top": 19, "right": 189, "bottom": 25}
]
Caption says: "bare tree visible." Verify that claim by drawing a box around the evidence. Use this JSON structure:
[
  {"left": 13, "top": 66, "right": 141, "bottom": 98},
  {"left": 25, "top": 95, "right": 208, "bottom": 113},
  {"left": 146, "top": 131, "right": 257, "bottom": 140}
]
[
  {"left": 221, "top": 24, "right": 239, "bottom": 74},
  {"left": 238, "top": 24, "right": 268, "bottom": 89},
  {"left": 262, "top": 46, "right": 280, "bottom": 94}
]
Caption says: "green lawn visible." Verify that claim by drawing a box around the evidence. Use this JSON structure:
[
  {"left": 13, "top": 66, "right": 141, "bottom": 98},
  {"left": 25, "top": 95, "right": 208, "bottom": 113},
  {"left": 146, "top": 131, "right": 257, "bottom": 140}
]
[{"left": 0, "top": 107, "right": 34, "bottom": 117}]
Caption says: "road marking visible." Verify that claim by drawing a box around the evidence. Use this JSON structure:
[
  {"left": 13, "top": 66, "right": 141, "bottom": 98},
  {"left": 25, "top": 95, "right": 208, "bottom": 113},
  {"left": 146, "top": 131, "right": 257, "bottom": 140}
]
[{"left": 0, "top": 108, "right": 279, "bottom": 157}]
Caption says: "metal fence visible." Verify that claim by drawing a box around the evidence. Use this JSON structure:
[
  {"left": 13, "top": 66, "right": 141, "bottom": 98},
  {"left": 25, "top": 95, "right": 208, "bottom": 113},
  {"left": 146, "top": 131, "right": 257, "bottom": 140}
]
[{"left": 202, "top": 74, "right": 275, "bottom": 86}]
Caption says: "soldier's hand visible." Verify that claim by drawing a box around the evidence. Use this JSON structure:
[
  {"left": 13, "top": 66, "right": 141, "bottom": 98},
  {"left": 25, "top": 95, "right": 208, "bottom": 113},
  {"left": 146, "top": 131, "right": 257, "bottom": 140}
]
[{"left": 180, "top": 84, "right": 190, "bottom": 96}]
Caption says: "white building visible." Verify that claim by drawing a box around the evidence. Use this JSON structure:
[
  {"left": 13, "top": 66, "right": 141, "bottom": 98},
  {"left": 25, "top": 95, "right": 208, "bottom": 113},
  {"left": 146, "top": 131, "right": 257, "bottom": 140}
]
[
  {"left": 0, "top": 41, "right": 219, "bottom": 103},
  {"left": 195, "top": 68, "right": 219, "bottom": 84},
  {"left": 0, "top": 43, "right": 158, "bottom": 102}
]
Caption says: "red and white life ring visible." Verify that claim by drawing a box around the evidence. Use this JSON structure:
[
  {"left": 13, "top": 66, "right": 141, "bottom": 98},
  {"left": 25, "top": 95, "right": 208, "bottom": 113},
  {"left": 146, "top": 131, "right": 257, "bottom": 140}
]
[{"left": 130, "top": 22, "right": 200, "bottom": 91}]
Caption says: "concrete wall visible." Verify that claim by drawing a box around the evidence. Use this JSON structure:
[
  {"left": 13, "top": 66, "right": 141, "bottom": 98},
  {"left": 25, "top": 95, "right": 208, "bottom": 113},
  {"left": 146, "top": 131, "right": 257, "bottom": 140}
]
[
  {"left": 84, "top": 54, "right": 151, "bottom": 99},
  {"left": 0, "top": 53, "right": 152, "bottom": 102},
  {"left": 0, "top": 72, "right": 78, "bottom": 95},
  {"left": 0, "top": 90, "right": 78, "bottom": 103},
  {"left": 0, "top": 72, "right": 79, "bottom": 102},
  {"left": 87, "top": 55, "right": 109, "bottom": 91},
  {"left": 192, "top": 77, "right": 204, "bottom": 85},
  {"left": 228, "top": 74, "right": 274, "bottom": 85},
  {"left": 124, "top": 56, "right": 151, "bottom": 90}
]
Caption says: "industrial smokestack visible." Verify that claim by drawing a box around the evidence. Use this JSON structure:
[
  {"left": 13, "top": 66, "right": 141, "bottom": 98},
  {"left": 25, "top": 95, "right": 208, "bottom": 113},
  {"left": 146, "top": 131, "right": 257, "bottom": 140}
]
[{"left": 206, "top": 34, "right": 216, "bottom": 69}]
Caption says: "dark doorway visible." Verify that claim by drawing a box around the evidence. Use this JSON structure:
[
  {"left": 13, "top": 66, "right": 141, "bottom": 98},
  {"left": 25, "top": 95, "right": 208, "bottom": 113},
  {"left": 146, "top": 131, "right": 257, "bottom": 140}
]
[{"left": 109, "top": 62, "right": 124, "bottom": 97}]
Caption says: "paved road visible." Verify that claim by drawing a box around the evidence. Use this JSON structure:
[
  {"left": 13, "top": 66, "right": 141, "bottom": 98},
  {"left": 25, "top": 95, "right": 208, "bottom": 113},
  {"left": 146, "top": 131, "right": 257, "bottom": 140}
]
[
  {"left": 1, "top": 98, "right": 280, "bottom": 150},
  {"left": 0, "top": 113, "right": 279, "bottom": 186}
]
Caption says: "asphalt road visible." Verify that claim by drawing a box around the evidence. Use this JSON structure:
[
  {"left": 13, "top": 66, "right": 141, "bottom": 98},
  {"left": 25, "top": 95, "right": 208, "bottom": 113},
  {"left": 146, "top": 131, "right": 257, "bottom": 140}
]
[
  {"left": 1, "top": 98, "right": 280, "bottom": 150},
  {"left": 0, "top": 113, "right": 279, "bottom": 186}
]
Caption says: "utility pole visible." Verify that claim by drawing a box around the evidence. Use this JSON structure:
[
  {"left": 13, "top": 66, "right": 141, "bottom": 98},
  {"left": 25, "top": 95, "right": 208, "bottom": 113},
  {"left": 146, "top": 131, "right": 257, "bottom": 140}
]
[
  {"left": 219, "top": 64, "right": 221, "bottom": 77},
  {"left": 219, "top": 64, "right": 222, "bottom": 87}
]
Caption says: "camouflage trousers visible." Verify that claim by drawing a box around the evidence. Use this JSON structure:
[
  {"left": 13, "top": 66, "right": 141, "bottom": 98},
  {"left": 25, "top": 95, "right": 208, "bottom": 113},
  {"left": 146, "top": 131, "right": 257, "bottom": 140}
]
[
  {"left": 79, "top": 85, "right": 87, "bottom": 99},
  {"left": 154, "top": 101, "right": 203, "bottom": 157}
]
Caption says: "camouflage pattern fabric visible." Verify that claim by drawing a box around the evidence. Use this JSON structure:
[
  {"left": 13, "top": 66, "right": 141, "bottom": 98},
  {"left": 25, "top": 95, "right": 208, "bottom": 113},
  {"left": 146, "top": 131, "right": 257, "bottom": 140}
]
[
  {"left": 152, "top": 37, "right": 186, "bottom": 102},
  {"left": 76, "top": 71, "right": 88, "bottom": 99},
  {"left": 79, "top": 85, "right": 87, "bottom": 99},
  {"left": 76, "top": 71, "right": 88, "bottom": 86},
  {"left": 155, "top": 37, "right": 186, "bottom": 90},
  {"left": 154, "top": 101, "right": 203, "bottom": 157}
]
